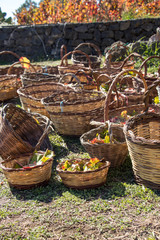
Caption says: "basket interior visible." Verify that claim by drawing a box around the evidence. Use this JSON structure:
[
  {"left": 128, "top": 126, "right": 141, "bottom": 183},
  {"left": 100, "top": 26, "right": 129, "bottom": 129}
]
[
  {"left": 44, "top": 90, "right": 104, "bottom": 105},
  {"left": 131, "top": 120, "right": 160, "bottom": 141}
]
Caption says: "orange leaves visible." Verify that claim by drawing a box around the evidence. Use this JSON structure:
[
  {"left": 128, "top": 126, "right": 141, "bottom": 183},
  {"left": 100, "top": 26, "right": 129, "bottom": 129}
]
[{"left": 15, "top": 0, "right": 160, "bottom": 25}]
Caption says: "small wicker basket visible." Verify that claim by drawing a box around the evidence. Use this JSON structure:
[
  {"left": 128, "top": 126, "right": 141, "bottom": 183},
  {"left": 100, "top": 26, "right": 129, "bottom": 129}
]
[
  {"left": 123, "top": 79, "right": 160, "bottom": 189},
  {"left": 0, "top": 151, "right": 54, "bottom": 189},
  {"left": 80, "top": 122, "right": 128, "bottom": 167},
  {"left": 56, "top": 158, "right": 110, "bottom": 189}
]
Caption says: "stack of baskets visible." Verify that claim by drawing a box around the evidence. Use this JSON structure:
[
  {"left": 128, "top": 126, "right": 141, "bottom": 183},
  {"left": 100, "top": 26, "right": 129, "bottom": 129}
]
[{"left": 0, "top": 103, "right": 53, "bottom": 189}]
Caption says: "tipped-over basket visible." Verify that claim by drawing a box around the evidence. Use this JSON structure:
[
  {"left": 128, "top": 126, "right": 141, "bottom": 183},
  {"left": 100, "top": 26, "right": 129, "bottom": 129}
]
[
  {"left": 42, "top": 89, "right": 105, "bottom": 136},
  {"left": 0, "top": 103, "right": 52, "bottom": 161},
  {"left": 123, "top": 79, "right": 160, "bottom": 189},
  {"left": 0, "top": 151, "right": 54, "bottom": 189},
  {"left": 80, "top": 122, "right": 128, "bottom": 167},
  {"left": 56, "top": 158, "right": 110, "bottom": 189}
]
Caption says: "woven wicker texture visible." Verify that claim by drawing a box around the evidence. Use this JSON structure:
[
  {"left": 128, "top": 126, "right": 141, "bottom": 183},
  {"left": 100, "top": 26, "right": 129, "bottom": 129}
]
[
  {"left": 138, "top": 55, "right": 160, "bottom": 98},
  {"left": 0, "top": 103, "right": 51, "bottom": 160},
  {"left": 0, "top": 152, "right": 53, "bottom": 189},
  {"left": 42, "top": 89, "right": 105, "bottom": 135},
  {"left": 94, "top": 52, "right": 143, "bottom": 80},
  {"left": 58, "top": 49, "right": 92, "bottom": 83},
  {"left": 56, "top": 158, "right": 110, "bottom": 189},
  {"left": 104, "top": 69, "right": 148, "bottom": 123},
  {"left": 80, "top": 123, "right": 128, "bottom": 167},
  {"left": 0, "top": 51, "right": 23, "bottom": 101},
  {"left": 21, "top": 72, "right": 61, "bottom": 87},
  {"left": 71, "top": 43, "right": 102, "bottom": 68},
  {"left": 123, "top": 79, "right": 160, "bottom": 189},
  {"left": 17, "top": 82, "right": 72, "bottom": 117}
]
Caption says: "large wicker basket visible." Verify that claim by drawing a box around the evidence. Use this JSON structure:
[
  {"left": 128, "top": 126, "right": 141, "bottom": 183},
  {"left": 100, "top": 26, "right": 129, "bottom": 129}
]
[
  {"left": 42, "top": 89, "right": 105, "bottom": 136},
  {"left": 71, "top": 42, "right": 102, "bottom": 68},
  {"left": 17, "top": 82, "right": 72, "bottom": 117},
  {"left": 56, "top": 158, "right": 110, "bottom": 189},
  {"left": 0, "top": 151, "right": 54, "bottom": 189},
  {"left": 80, "top": 122, "right": 128, "bottom": 167},
  {"left": 0, "top": 103, "right": 51, "bottom": 161},
  {"left": 123, "top": 79, "right": 160, "bottom": 189}
]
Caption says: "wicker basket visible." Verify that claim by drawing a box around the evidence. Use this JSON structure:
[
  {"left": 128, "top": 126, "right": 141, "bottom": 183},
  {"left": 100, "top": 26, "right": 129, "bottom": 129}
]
[
  {"left": 0, "top": 151, "right": 54, "bottom": 189},
  {"left": 56, "top": 158, "right": 110, "bottom": 189},
  {"left": 58, "top": 50, "right": 92, "bottom": 83},
  {"left": 123, "top": 79, "right": 160, "bottom": 189},
  {"left": 0, "top": 51, "right": 23, "bottom": 101},
  {"left": 103, "top": 69, "right": 148, "bottom": 123},
  {"left": 17, "top": 82, "right": 72, "bottom": 117},
  {"left": 20, "top": 72, "right": 60, "bottom": 87},
  {"left": 71, "top": 42, "right": 102, "bottom": 68},
  {"left": 0, "top": 103, "right": 52, "bottom": 161},
  {"left": 42, "top": 89, "right": 105, "bottom": 136},
  {"left": 80, "top": 122, "right": 128, "bottom": 167}
]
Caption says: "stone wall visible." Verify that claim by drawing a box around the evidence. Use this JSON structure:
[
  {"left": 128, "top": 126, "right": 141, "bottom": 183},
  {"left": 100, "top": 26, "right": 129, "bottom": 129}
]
[{"left": 0, "top": 17, "right": 160, "bottom": 63}]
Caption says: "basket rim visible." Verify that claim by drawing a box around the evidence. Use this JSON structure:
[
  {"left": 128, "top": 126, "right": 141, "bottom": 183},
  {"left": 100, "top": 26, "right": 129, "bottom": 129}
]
[
  {"left": 123, "top": 111, "right": 160, "bottom": 146},
  {"left": 1, "top": 152, "right": 54, "bottom": 172},
  {"left": 42, "top": 90, "right": 105, "bottom": 106},
  {"left": 80, "top": 124, "right": 126, "bottom": 145},
  {"left": 56, "top": 158, "right": 110, "bottom": 174}
]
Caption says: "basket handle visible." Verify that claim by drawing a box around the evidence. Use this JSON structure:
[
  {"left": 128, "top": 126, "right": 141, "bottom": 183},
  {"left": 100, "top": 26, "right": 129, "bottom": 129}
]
[
  {"left": 60, "top": 50, "right": 92, "bottom": 69},
  {"left": 60, "top": 45, "right": 68, "bottom": 65},
  {"left": 104, "top": 69, "right": 148, "bottom": 122},
  {"left": 143, "top": 78, "right": 160, "bottom": 112},
  {"left": 0, "top": 50, "right": 20, "bottom": 59},
  {"left": 105, "top": 42, "right": 129, "bottom": 65},
  {"left": 59, "top": 72, "right": 81, "bottom": 85},
  {"left": 138, "top": 56, "right": 160, "bottom": 78},
  {"left": 73, "top": 42, "right": 102, "bottom": 58},
  {"left": 7, "top": 61, "right": 37, "bottom": 75},
  {"left": 33, "top": 116, "right": 51, "bottom": 152},
  {"left": 98, "top": 73, "right": 123, "bottom": 108}
]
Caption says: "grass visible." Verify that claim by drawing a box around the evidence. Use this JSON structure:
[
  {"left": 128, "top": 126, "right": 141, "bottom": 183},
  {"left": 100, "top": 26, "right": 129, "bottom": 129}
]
[{"left": 0, "top": 49, "right": 160, "bottom": 239}]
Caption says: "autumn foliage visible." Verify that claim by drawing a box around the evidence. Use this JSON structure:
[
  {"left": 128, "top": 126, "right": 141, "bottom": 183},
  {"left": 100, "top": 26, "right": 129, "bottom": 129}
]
[{"left": 15, "top": 0, "right": 160, "bottom": 25}]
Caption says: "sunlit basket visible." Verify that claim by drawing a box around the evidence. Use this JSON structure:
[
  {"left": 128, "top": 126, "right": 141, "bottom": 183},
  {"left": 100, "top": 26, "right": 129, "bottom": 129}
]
[
  {"left": 71, "top": 42, "right": 102, "bottom": 68},
  {"left": 17, "top": 82, "right": 72, "bottom": 117},
  {"left": 56, "top": 158, "right": 110, "bottom": 189},
  {"left": 0, "top": 151, "right": 54, "bottom": 189},
  {"left": 80, "top": 121, "right": 128, "bottom": 168},
  {"left": 123, "top": 79, "right": 160, "bottom": 189},
  {"left": 0, "top": 103, "right": 52, "bottom": 161},
  {"left": 42, "top": 89, "right": 105, "bottom": 136},
  {"left": 138, "top": 55, "right": 160, "bottom": 98}
]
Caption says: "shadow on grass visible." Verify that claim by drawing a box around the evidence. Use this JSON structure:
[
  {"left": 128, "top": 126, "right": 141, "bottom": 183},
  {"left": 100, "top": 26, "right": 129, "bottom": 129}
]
[{"left": 10, "top": 155, "right": 137, "bottom": 203}]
